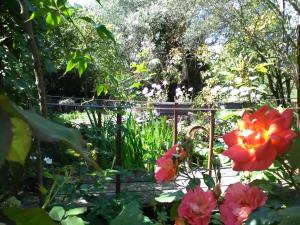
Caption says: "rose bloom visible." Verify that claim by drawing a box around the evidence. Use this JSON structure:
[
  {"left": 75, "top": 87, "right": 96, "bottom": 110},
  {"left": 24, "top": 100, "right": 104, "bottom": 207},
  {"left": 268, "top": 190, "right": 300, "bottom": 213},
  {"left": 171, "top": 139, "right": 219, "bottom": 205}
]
[
  {"left": 155, "top": 144, "right": 185, "bottom": 183},
  {"left": 223, "top": 105, "right": 296, "bottom": 171},
  {"left": 178, "top": 186, "right": 216, "bottom": 225},
  {"left": 220, "top": 182, "right": 267, "bottom": 225}
]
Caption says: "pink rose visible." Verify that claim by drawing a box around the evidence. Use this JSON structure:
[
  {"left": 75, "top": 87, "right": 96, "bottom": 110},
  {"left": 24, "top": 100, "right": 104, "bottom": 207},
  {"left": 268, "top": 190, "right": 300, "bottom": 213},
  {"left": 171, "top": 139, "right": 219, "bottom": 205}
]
[
  {"left": 178, "top": 186, "right": 217, "bottom": 225},
  {"left": 155, "top": 144, "right": 185, "bottom": 183},
  {"left": 220, "top": 182, "right": 267, "bottom": 225}
]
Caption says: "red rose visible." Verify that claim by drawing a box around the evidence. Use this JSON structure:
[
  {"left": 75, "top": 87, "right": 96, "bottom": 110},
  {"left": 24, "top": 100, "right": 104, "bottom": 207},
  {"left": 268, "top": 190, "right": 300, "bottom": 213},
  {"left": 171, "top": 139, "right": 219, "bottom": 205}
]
[
  {"left": 178, "top": 186, "right": 216, "bottom": 225},
  {"left": 155, "top": 144, "right": 185, "bottom": 183},
  {"left": 220, "top": 182, "right": 267, "bottom": 225},
  {"left": 223, "top": 105, "right": 296, "bottom": 171}
]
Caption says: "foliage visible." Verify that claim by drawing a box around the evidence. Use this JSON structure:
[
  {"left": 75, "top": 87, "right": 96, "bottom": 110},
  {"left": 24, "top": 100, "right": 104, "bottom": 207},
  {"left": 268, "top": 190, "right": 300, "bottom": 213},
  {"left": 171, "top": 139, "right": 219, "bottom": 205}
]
[
  {"left": 49, "top": 206, "right": 87, "bottom": 225},
  {"left": 0, "top": 95, "right": 99, "bottom": 169}
]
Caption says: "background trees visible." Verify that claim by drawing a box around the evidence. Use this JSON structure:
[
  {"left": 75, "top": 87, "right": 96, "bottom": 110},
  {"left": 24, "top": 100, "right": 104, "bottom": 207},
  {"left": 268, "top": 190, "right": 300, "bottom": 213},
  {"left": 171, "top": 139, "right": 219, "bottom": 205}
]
[{"left": 1, "top": 0, "right": 299, "bottom": 105}]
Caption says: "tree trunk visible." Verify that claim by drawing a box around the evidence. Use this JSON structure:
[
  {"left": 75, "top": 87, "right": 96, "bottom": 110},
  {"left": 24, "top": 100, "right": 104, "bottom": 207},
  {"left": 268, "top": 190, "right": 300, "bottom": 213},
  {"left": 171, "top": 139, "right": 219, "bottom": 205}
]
[
  {"left": 20, "top": 0, "right": 47, "bottom": 118},
  {"left": 19, "top": 0, "right": 47, "bottom": 206}
]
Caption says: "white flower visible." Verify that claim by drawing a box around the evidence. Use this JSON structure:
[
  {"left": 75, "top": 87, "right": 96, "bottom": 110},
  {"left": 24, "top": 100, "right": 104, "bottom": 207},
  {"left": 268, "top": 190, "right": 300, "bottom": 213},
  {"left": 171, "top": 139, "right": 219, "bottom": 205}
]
[
  {"left": 155, "top": 84, "right": 162, "bottom": 90},
  {"left": 151, "top": 83, "right": 157, "bottom": 88},
  {"left": 44, "top": 157, "right": 52, "bottom": 165},
  {"left": 250, "top": 92, "right": 256, "bottom": 98},
  {"left": 221, "top": 87, "right": 229, "bottom": 93},
  {"left": 234, "top": 77, "right": 243, "bottom": 84},
  {"left": 145, "top": 89, "right": 154, "bottom": 97},
  {"left": 142, "top": 87, "right": 149, "bottom": 95},
  {"left": 239, "top": 86, "right": 250, "bottom": 96},
  {"left": 188, "top": 87, "right": 193, "bottom": 92},
  {"left": 176, "top": 88, "right": 183, "bottom": 96},
  {"left": 211, "top": 85, "right": 221, "bottom": 95},
  {"left": 162, "top": 80, "right": 168, "bottom": 86},
  {"left": 230, "top": 89, "right": 239, "bottom": 96},
  {"left": 30, "top": 156, "right": 37, "bottom": 160},
  {"left": 249, "top": 76, "right": 257, "bottom": 81}
]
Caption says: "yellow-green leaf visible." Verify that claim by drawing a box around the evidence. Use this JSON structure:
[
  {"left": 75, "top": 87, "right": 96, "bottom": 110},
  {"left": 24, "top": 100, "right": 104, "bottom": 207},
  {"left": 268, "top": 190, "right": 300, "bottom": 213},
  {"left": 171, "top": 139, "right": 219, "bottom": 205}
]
[{"left": 6, "top": 117, "right": 32, "bottom": 165}]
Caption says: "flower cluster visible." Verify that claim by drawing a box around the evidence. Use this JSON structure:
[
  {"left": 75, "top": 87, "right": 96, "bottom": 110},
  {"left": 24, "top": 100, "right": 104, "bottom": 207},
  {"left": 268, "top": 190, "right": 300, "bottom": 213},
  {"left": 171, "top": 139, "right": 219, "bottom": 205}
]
[
  {"left": 154, "top": 105, "right": 296, "bottom": 225},
  {"left": 222, "top": 105, "right": 296, "bottom": 171},
  {"left": 154, "top": 144, "right": 185, "bottom": 183},
  {"left": 176, "top": 183, "right": 266, "bottom": 225}
]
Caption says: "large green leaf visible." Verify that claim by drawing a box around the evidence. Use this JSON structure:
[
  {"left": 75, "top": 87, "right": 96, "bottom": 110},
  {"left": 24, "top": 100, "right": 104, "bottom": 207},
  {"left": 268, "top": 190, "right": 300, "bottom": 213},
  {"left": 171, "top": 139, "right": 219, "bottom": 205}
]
[
  {"left": 0, "top": 110, "right": 13, "bottom": 166},
  {"left": 49, "top": 206, "right": 65, "bottom": 221},
  {"left": 65, "top": 207, "right": 87, "bottom": 217},
  {"left": 245, "top": 207, "right": 279, "bottom": 225},
  {"left": 61, "top": 216, "right": 85, "bottom": 225},
  {"left": 6, "top": 117, "right": 32, "bottom": 165},
  {"left": 19, "top": 110, "right": 99, "bottom": 169},
  {"left": 110, "top": 201, "right": 144, "bottom": 225},
  {"left": 278, "top": 207, "right": 300, "bottom": 225},
  {"left": 155, "top": 190, "right": 184, "bottom": 203},
  {"left": 1, "top": 208, "right": 56, "bottom": 225},
  {"left": 0, "top": 95, "right": 99, "bottom": 170}
]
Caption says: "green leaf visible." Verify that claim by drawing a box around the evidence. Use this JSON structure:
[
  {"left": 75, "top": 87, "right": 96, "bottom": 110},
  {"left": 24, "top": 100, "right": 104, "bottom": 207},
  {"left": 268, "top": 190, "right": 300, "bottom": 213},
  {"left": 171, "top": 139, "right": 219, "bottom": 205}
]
[
  {"left": 2, "top": 208, "right": 56, "bottom": 225},
  {"left": 202, "top": 173, "right": 215, "bottom": 189},
  {"left": 65, "top": 207, "right": 87, "bottom": 217},
  {"left": 96, "top": 84, "right": 104, "bottom": 96},
  {"left": 143, "top": 216, "right": 153, "bottom": 225},
  {"left": 211, "top": 213, "right": 223, "bottom": 225},
  {"left": 131, "top": 82, "right": 141, "bottom": 89},
  {"left": 287, "top": 138, "right": 300, "bottom": 168},
  {"left": 79, "top": 16, "right": 95, "bottom": 25},
  {"left": 27, "top": 12, "right": 36, "bottom": 21},
  {"left": 278, "top": 207, "right": 300, "bottom": 225},
  {"left": 245, "top": 207, "right": 279, "bottom": 225},
  {"left": 0, "top": 110, "right": 13, "bottom": 166},
  {"left": 46, "top": 12, "right": 61, "bottom": 28},
  {"left": 155, "top": 190, "right": 184, "bottom": 203},
  {"left": 187, "top": 178, "right": 201, "bottom": 190},
  {"left": 65, "top": 59, "right": 76, "bottom": 74},
  {"left": 96, "top": 24, "right": 115, "bottom": 42},
  {"left": 49, "top": 206, "right": 65, "bottom": 221},
  {"left": 170, "top": 201, "right": 180, "bottom": 220},
  {"left": 6, "top": 117, "right": 32, "bottom": 165},
  {"left": 61, "top": 216, "right": 85, "bottom": 225},
  {"left": 110, "top": 201, "right": 144, "bottom": 225},
  {"left": 20, "top": 110, "right": 99, "bottom": 169},
  {"left": 0, "top": 95, "right": 100, "bottom": 170},
  {"left": 77, "top": 59, "right": 88, "bottom": 77},
  {"left": 255, "top": 64, "right": 268, "bottom": 74}
]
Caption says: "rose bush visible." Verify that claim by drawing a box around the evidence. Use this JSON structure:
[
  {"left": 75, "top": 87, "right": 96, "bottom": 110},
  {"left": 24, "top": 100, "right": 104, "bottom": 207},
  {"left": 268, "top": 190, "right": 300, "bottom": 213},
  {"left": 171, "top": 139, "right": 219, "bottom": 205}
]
[
  {"left": 222, "top": 105, "right": 296, "bottom": 171},
  {"left": 154, "top": 105, "right": 299, "bottom": 225},
  {"left": 220, "top": 182, "right": 267, "bottom": 225}
]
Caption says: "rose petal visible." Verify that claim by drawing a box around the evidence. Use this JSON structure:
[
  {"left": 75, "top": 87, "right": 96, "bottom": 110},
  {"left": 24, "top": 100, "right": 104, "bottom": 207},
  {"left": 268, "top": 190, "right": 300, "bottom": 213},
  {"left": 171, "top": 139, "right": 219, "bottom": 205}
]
[
  {"left": 223, "top": 130, "right": 242, "bottom": 147},
  {"left": 223, "top": 145, "right": 255, "bottom": 163},
  {"left": 254, "top": 140, "right": 272, "bottom": 161}
]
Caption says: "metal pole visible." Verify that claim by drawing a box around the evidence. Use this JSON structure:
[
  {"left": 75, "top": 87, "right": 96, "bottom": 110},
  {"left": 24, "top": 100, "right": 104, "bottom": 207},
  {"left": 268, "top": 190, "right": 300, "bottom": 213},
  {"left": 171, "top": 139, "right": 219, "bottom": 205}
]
[
  {"left": 115, "top": 112, "right": 122, "bottom": 194},
  {"left": 173, "top": 102, "right": 178, "bottom": 145},
  {"left": 208, "top": 110, "right": 215, "bottom": 176},
  {"left": 297, "top": 25, "right": 300, "bottom": 128}
]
